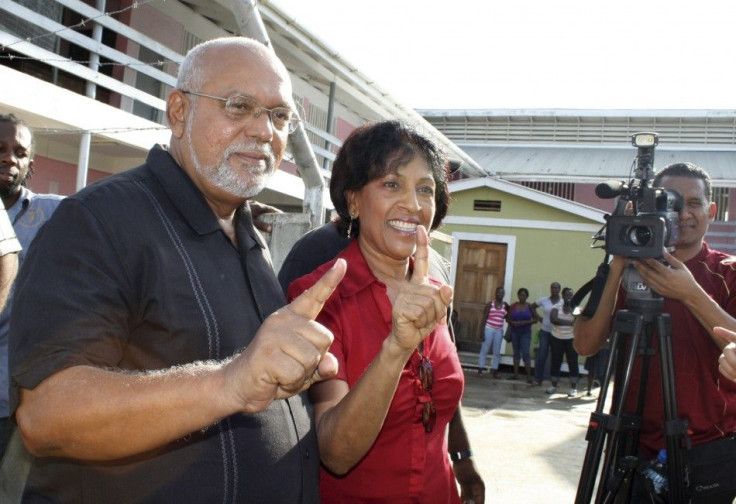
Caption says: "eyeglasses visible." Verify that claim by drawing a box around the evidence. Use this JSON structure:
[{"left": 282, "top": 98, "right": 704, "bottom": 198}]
[
  {"left": 418, "top": 355, "right": 436, "bottom": 433},
  {"left": 181, "top": 90, "right": 301, "bottom": 134}
]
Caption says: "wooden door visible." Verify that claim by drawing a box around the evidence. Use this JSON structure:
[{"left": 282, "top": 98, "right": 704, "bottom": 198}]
[{"left": 454, "top": 241, "right": 507, "bottom": 351}]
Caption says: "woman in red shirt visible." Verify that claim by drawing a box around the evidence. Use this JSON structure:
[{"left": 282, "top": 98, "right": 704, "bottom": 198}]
[{"left": 288, "top": 121, "right": 484, "bottom": 503}]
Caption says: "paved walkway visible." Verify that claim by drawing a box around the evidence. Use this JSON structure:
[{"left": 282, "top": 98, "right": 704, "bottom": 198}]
[{"left": 459, "top": 353, "right": 606, "bottom": 503}]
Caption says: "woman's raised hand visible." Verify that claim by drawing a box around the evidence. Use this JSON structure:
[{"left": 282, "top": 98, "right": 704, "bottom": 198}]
[{"left": 390, "top": 226, "right": 453, "bottom": 352}]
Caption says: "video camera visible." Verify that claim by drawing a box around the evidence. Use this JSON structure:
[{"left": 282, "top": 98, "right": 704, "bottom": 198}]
[{"left": 595, "top": 132, "right": 683, "bottom": 259}]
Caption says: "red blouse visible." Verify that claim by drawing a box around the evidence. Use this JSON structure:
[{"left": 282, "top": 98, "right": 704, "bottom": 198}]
[{"left": 288, "top": 240, "right": 464, "bottom": 503}]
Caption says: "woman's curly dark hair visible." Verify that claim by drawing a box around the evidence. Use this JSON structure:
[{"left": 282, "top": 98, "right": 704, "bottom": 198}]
[{"left": 330, "top": 120, "right": 450, "bottom": 238}]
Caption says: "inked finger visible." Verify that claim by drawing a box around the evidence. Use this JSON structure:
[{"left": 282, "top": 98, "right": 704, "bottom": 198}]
[
  {"left": 288, "top": 258, "right": 346, "bottom": 320},
  {"left": 410, "top": 225, "right": 430, "bottom": 285}
]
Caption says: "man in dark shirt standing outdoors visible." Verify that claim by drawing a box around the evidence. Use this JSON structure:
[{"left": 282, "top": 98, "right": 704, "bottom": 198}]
[
  {"left": 9, "top": 37, "right": 345, "bottom": 503},
  {"left": 0, "top": 113, "right": 62, "bottom": 463}
]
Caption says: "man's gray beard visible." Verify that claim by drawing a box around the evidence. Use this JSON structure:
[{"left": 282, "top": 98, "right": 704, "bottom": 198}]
[{"left": 186, "top": 117, "right": 275, "bottom": 199}]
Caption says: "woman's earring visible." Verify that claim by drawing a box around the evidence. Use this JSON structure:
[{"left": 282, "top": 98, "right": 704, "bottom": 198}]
[{"left": 347, "top": 213, "right": 355, "bottom": 239}]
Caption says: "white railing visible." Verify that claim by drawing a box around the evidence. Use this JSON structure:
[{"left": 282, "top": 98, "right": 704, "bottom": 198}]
[{"left": 0, "top": 0, "right": 336, "bottom": 168}]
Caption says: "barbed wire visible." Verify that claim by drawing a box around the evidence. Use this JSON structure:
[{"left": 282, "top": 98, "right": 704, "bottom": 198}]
[
  {"left": 32, "top": 125, "right": 169, "bottom": 136},
  {"left": 0, "top": 53, "right": 167, "bottom": 69},
  {"left": 0, "top": 0, "right": 161, "bottom": 51}
]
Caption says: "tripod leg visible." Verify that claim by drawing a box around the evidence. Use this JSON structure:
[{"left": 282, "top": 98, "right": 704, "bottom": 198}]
[
  {"left": 575, "top": 310, "right": 646, "bottom": 504},
  {"left": 656, "top": 313, "right": 689, "bottom": 504},
  {"left": 575, "top": 328, "right": 622, "bottom": 504},
  {"left": 596, "top": 311, "right": 648, "bottom": 504}
]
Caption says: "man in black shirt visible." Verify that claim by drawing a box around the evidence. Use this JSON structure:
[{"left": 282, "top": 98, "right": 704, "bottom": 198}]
[{"left": 9, "top": 37, "right": 343, "bottom": 503}]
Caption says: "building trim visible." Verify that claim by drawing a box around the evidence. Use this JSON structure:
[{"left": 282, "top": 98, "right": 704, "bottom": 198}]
[
  {"left": 444, "top": 216, "right": 602, "bottom": 233},
  {"left": 450, "top": 232, "right": 517, "bottom": 306},
  {"left": 449, "top": 177, "right": 607, "bottom": 223}
]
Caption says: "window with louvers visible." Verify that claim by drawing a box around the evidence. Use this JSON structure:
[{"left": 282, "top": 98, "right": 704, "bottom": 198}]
[
  {"left": 520, "top": 181, "right": 575, "bottom": 201},
  {"left": 473, "top": 200, "right": 502, "bottom": 212}
]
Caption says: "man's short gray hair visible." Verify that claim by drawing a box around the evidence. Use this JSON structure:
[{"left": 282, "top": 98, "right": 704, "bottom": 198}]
[{"left": 176, "top": 37, "right": 266, "bottom": 92}]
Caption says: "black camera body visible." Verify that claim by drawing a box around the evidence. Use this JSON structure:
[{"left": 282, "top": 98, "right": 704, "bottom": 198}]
[
  {"left": 598, "top": 132, "right": 682, "bottom": 259},
  {"left": 605, "top": 198, "right": 681, "bottom": 259}
]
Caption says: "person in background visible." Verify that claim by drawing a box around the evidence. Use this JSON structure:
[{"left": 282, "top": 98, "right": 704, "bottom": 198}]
[
  {"left": 0, "top": 199, "right": 20, "bottom": 502},
  {"left": 506, "top": 287, "right": 538, "bottom": 383},
  {"left": 278, "top": 220, "right": 352, "bottom": 291},
  {"left": 0, "top": 200, "right": 19, "bottom": 405},
  {"left": 9, "top": 37, "right": 345, "bottom": 503},
  {"left": 575, "top": 162, "right": 736, "bottom": 503},
  {"left": 531, "top": 282, "right": 562, "bottom": 387},
  {"left": 288, "top": 120, "right": 484, "bottom": 503},
  {"left": 0, "top": 202, "right": 19, "bottom": 315},
  {"left": 0, "top": 114, "right": 62, "bottom": 461},
  {"left": 584, "top": 344, "right": 610, "bottom": 397},
  {"left": 547, "top": 287, "right": 579, "bottom": 397},
  {"left": 477, "top": 286, "right": 508, "bottom": 378}
]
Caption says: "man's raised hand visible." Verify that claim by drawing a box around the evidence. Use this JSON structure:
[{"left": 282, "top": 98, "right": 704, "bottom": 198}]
[
  {"left": 717, "top": 326, "right": 736, "bottom": 381},
  {"left": 224, "top": 259, "right": 346, "bottom": 413}
]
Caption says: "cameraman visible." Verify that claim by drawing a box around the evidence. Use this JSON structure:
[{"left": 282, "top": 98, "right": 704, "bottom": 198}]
[{"left": 574, "top": 162, "right": 736, "bottom": 502}]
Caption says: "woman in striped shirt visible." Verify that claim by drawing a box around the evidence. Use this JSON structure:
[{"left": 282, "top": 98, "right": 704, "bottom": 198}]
[{"left": 478, "top": 286, "right": 509, "bottom": 378}]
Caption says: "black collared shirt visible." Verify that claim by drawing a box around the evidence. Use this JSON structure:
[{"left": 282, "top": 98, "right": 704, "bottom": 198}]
[{"left": 9, "top": 145, "right": 318, "bottom": 503}]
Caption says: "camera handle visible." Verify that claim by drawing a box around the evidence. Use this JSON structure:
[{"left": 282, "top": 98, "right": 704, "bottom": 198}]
[{"left": 575, "top": 309, "right": 690, "bottom": 504}]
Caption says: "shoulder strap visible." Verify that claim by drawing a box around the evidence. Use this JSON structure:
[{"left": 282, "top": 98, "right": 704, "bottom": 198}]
[
  {"left": 573, "top": 255, "right": 610, "bottom": 319},
  {"left": 447, "top": 307, "right": 456, "bottom": 344}
]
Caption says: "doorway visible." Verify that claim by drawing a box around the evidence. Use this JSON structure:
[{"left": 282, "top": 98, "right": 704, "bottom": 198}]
[{"left": 452, "top": 235, "right": 514, "bottom": 351}]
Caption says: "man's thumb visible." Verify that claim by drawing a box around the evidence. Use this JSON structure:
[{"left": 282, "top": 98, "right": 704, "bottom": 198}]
[
  {"left": 715, "top": 326, "right": 736, "bottom": 344},
  {"left": 289, "top": 258, "right": 346, "bottom": 320}
]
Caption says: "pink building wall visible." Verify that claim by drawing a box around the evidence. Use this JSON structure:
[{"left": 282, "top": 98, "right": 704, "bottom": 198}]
[
  {"left": 574, "top": 183, "right": 616, "bottom": 214},
  {"left": 27, "top": 156, "right": 110, "bottom": 196},
  {"left": 335, "top": 118, "right": 355, "bottom": 142},
  {"left": 578, "top": 182, "right": 734, "bottom": 222},
  {"left": 29, "top": 155, "right": 303, "bottom": 197}
]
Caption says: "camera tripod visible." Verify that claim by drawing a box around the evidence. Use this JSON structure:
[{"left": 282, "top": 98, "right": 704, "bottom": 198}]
[{"left": 575, "top": 298, "right": 691, "bottom": 503}]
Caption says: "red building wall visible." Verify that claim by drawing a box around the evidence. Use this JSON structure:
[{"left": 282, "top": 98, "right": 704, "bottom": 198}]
[
  {"left": 27, "top": 155, "right": 110, "bottom": 196},
  {"left": 574, "top": 183, "right": 615, "bottom": 213}
]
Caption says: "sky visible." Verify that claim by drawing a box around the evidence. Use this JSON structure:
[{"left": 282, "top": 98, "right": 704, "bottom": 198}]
[{"left": 272, "top": 0, "right": 736, "bottom": 110}]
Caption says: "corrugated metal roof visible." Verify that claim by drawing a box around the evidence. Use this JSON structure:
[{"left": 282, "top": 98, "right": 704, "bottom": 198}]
[
  {"left": 420, "top": 109, "right": 736, "bottom": 185},
  {"left": 460, "top": 145, "right": 736, "bottom": 185}
]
